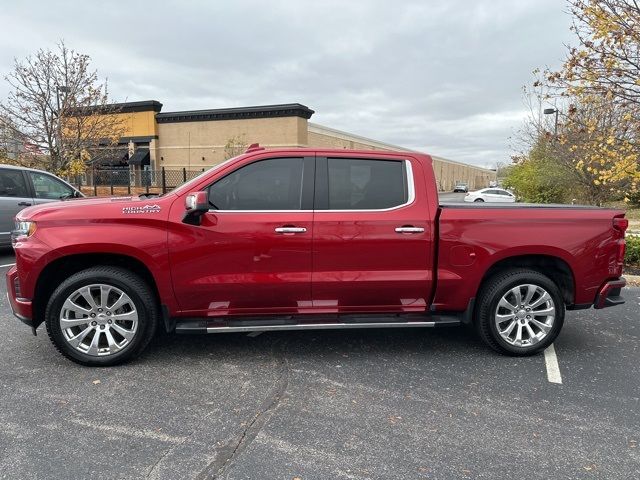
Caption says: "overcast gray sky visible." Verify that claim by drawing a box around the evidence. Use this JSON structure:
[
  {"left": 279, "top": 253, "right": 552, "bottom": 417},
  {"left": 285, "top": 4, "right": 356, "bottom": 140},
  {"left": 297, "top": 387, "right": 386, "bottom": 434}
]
[{"left": 0, "top": 0, "right": 574, "bottom": 168}]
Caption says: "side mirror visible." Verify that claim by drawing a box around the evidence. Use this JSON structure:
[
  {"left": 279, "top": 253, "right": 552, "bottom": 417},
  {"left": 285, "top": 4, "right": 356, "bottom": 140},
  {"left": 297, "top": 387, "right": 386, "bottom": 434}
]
[{"left": 183, "top": 191, "right": 209, "bottom": 225}]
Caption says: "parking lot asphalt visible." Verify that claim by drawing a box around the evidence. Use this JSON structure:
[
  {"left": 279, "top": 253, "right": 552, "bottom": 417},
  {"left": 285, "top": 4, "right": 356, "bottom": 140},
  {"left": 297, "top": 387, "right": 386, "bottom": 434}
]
[
  {"left": 438, "top": 192, "right": 467, "bottom": 203},
  {"left": 0, "top": 247, "right": 638, "bottom": 480}
]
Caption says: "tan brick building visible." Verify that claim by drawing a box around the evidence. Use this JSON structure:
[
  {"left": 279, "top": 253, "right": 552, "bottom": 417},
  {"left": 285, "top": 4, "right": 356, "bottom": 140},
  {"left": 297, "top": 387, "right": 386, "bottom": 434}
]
[{"left": 96, "top": 101, "right": 495, "bottom": 191}]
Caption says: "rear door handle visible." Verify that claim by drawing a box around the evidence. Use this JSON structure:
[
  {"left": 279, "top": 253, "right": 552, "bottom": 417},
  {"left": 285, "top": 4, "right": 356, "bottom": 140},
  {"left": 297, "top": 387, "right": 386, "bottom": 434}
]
[
  {"left": 275, "top": 226, "right": 307, "bottom": 234},
  {"left": 395, "top": 226, "right": 424, "bottom": 234},
  {"left": 18, "top": 202, "right": 31, "bottom": 206}
]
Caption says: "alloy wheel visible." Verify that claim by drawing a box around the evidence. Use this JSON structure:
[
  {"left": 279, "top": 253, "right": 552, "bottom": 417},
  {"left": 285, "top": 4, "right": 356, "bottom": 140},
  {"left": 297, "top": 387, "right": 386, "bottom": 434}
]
[
  {"left": 494, "top": 284, "right": 555, "bottom": 347},
  {"left": 59, "top": 284, "right": 139, "bottom": 356}
]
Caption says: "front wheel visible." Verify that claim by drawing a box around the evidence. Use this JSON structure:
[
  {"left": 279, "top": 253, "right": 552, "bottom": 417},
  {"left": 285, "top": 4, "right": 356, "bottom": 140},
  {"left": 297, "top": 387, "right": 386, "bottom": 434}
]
[
  {"left": 474, "top": 198, "right": 484, "bottom": 202},
  {"left": 45, "top": 266, "right": 159, "bottom": 366},
  {"left": 474, "top": 269, "right": 564, "bottom": 356}
]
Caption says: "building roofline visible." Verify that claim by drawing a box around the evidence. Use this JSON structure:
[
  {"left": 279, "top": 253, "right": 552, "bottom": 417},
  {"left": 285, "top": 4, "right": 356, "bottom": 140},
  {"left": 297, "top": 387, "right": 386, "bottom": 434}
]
[
  {"left": 111, "top": 100, "right": 163, "bottom": 113},
  {"left": 156, "top": 103, "right": 314, "bottom": 123},
  {"left": 309, "top": 122, "right": 495, "bottom": 173},
  {"left": 69, "top": 100, "right": 163, "bottom": 115},
  {"left": 429, "top": 155, "right": 496, "bottom": 173},
  {"left": 308, "top": 122, "right": 418, "bottom": 153}
]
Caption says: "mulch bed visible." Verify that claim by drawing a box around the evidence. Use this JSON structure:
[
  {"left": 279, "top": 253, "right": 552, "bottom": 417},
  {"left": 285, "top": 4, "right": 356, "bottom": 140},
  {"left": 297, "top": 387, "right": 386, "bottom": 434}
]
[{"left": 624, "top": 265, "right": 640, "bottom": 276}]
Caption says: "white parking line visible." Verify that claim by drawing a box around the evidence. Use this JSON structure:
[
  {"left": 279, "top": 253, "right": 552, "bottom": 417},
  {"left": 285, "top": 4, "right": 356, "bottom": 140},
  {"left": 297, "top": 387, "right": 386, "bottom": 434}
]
[
  {"left": 544, "top": 343, "right": 562, "bottom": 384},
  {"left": 0, "top": 263, "right": 15, "bottom": 268}
]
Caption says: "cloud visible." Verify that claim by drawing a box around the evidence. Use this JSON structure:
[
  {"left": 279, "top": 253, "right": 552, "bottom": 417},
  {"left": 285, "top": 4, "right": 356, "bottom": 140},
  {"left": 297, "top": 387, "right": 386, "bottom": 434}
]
[{"left": 0, "top": 0, "right": 574, "bottom": 167}]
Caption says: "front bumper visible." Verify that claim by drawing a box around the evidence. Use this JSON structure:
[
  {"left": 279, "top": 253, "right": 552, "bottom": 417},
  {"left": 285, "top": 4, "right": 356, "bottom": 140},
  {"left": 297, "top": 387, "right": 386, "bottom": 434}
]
[
  {"left": 594, "top": 278, "right": 626, "bottom": 309},
  {"left": 6, "top": 266, "right": 33, "bottom": 327}
]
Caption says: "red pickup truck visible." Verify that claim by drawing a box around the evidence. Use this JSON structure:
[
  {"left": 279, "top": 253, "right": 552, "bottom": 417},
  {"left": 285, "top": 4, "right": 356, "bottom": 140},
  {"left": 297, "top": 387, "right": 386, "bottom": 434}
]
[{"left": 7, "top": 147, "right": 628, "bottom": 366}]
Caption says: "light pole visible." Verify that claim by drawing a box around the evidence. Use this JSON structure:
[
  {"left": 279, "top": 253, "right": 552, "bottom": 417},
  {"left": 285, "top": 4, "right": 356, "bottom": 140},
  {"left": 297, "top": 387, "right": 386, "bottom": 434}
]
[
  {"left": 56, "top": 85, "right": 71, "bottom": 168},
  {"left": 543, "top": 107, "right": 559, "bottom": 140}
]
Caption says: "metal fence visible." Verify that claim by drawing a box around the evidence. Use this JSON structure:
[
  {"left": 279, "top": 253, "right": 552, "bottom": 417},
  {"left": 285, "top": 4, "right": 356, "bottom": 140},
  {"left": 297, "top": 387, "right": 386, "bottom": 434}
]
[{"left": 66, "top": 168, "right": 206, "bottom": 196}]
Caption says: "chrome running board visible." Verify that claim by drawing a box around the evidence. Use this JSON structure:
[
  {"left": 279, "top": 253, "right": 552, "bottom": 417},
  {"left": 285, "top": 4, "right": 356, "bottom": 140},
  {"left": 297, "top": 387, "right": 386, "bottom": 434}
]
[
  {"left": 175, "top": 317, "right": 461, "bottom": 334},
  {"left": 205, "top": 321, "right": 438, "bottom": 333}
]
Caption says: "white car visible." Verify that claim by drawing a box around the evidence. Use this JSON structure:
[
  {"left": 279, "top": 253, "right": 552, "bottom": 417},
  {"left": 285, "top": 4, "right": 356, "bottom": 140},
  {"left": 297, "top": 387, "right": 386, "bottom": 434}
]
[{"left": 464, "top": 188, "right": 516, "bottom": 203}]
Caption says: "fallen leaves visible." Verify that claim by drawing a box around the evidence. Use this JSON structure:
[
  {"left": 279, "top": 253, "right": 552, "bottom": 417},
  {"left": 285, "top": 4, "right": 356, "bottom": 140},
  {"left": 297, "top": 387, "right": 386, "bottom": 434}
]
[{"left": 387, "top": 415, "right": 402, "bottom": 425}]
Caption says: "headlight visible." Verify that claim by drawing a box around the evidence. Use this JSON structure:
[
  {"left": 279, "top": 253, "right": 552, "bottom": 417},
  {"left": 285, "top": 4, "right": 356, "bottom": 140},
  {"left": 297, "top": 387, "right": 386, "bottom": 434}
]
[{"left": 12, "top": 221, "right": 36, "bottom": 244}]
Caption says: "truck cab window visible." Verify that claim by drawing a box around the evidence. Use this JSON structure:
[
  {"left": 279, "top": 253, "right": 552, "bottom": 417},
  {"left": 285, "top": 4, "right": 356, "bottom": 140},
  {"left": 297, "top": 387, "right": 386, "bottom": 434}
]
[
  {"left": 327, "top": 158, "right": 407, "bottom": 210},
  {"left": 208, "top": 157, "right": 304, "bottom": 210}
]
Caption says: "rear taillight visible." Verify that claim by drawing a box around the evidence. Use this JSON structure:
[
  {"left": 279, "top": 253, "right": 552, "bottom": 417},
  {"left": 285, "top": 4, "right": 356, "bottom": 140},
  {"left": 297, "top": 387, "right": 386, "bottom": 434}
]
[
  {"left": 612, "top": 216, "right": 628, "bottom": 272},
  {"left": 617, "top": 241, "right": 626, "bottom": 265},
  {"left": 613, "top": 216, "right": 628, "bottom": 234},
  {"left": 13, "top": 276, "right": 21, "bottom": 298}
]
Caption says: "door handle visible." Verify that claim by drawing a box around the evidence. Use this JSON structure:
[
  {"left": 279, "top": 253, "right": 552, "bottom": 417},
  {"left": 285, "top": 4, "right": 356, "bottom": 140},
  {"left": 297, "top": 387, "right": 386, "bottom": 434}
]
[
  {"left": 275, "top": 226, "right": 307, "bottom": 234},
  {"left": 18, "top": 202, "right": 32, "bottom": 206},
  {"left": 395, "top": 226, "right": 424, "bottom": 234}
]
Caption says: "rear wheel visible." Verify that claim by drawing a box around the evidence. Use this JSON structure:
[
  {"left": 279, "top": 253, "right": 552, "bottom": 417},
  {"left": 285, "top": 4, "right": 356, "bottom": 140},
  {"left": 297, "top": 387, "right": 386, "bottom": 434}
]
[
  {"left": 475, "top": 269, "right": 564, "bottom": 355},
  {"left": 45, "top": 267, "right": 158, "bottom": 366},
  {"left": 474, "top": 198, "right": 484, "bottom": 202}
]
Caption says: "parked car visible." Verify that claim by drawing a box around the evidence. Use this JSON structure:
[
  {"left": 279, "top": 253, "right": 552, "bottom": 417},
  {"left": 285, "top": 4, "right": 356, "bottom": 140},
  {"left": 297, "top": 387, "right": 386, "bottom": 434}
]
[
  {"left": 0, "top": 165, "right": 83, "bottom": 246},
  {"left": 7, "top": 147, "right": 627, "bottom": 366},
  {"left": 465, "top": 188, "right": 516, "bottom": 203},
  {"left": 453, "top": 182, "right": 468, "bottom": 193}
]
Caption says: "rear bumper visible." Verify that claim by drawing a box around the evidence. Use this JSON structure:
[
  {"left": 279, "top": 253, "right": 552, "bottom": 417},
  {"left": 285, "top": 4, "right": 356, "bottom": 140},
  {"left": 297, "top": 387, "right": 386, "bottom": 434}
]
[
  {"left": 594, "top": 278, "right": 626, "bottom": 309},
  {"left": 6, "top": 266, "right": 33, "bottom": 327}
]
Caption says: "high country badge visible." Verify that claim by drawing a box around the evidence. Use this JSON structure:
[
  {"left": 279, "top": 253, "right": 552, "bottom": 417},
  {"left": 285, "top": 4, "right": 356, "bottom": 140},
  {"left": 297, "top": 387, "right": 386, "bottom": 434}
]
[{"left": 122, "top": 204, "right": 161, "bottom": 214}]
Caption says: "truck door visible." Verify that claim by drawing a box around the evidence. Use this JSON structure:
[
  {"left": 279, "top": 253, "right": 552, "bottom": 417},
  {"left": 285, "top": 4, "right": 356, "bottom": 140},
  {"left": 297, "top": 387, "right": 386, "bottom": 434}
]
[
  {"left": 168, "top": 155, "right": 315, "bottom": 316},
  {"left": 311, "top": 156, "right": 434, "bottom": 313}
]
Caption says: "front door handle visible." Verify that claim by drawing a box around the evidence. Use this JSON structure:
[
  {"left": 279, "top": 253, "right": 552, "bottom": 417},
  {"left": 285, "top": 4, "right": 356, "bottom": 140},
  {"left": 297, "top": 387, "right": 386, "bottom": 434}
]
[
  {"left": 275, "top": 226, "right": 307, "bottom": 234},
  {"left": 18, "top": 202, "right": 32, "bottom": 206},
  {"left": 395, "top": 226, "right": 424, "bottom": 234}
]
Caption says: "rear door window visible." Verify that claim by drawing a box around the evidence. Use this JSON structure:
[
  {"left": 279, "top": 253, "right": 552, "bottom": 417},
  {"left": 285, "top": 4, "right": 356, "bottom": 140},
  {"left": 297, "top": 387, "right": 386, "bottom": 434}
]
[
  {"left": 326, "top": 158, "right": 408, "bottom": 210},
  {"left": 0, "top": 169, "right": 30, "bottom": 198}
]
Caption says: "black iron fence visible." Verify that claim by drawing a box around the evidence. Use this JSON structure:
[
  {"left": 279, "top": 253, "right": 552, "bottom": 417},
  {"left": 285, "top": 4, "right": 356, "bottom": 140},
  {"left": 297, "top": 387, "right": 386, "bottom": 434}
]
[{"left": 65, "top": 167, "right": 206, "bottom": 196}]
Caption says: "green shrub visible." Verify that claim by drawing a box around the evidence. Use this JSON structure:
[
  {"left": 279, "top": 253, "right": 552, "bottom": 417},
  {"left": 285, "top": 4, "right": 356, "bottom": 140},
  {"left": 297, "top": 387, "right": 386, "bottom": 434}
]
[
  {"left": 503, "top": 158, "right": 570, "bottom": 204},
  {"left": 626, "top": 235, "right": 640, "bottom": 266}
]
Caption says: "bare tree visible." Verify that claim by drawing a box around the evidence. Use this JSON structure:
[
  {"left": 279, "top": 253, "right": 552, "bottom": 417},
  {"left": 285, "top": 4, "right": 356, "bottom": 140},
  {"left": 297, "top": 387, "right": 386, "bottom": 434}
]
[
  {"left": 0, "top": 41, "right": 124, "bottom": 174},
  {"left": 223, "top": 134, "right": 248, "bottom": 160}
]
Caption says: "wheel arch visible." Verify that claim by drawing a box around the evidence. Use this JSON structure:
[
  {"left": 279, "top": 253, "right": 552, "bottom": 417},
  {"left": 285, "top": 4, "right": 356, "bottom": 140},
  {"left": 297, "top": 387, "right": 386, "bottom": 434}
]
[
  {"left": 478, "top": 254, "right": 576, "bottom": 306},
  {"left": 33, "top": 252, "right": 163, "bottom": 329}
]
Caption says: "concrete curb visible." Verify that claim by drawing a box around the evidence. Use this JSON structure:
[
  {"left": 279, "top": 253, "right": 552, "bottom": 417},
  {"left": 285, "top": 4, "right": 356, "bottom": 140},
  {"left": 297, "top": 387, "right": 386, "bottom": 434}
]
[{"left": 624, "top": 274, "right": 640, "bottom": 286}]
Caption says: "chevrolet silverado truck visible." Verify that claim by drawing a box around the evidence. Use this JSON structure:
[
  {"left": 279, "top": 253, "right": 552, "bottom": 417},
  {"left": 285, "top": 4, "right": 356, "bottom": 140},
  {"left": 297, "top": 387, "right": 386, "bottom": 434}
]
[{"left": 7, "top": 146, "right": 628, "bottom": 366}]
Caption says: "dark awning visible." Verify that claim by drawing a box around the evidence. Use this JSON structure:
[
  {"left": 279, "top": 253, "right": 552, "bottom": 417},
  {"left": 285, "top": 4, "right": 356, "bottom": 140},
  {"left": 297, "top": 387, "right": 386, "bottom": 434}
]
[
  {"left": 128, "top": 149, "right": 150, "bottom": 166},
  {"left": 89, "top": 148, "right": 128, "bottom": 166}
]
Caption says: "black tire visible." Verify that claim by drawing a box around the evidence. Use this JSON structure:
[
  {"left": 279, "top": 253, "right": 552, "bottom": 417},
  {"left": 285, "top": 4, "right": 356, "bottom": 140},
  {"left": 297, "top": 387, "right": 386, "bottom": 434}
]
[
  {"left": 474, "top": 198, "right": 484, "bottom": 202},
  {"left": 45, "top": 266, "right": 159, "bottom": 366},
  {"left": 474, "top": 268, "right": 564, "bottom": 356}
]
